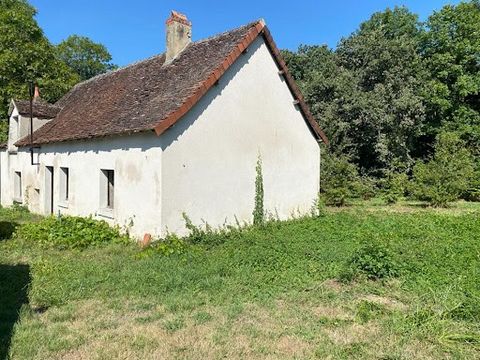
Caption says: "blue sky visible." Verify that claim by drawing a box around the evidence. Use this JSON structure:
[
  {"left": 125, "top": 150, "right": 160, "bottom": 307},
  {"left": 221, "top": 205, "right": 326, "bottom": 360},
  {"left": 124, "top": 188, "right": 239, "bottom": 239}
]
[{"left": 30, "top": 0, "right": 462, "bottom": 66}]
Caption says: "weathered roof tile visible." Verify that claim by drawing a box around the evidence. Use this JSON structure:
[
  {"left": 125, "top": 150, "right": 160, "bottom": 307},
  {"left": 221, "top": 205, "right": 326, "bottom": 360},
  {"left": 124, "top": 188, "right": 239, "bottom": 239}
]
[{"left": 13, "top": 99, "right": 61, "bottom": 119}]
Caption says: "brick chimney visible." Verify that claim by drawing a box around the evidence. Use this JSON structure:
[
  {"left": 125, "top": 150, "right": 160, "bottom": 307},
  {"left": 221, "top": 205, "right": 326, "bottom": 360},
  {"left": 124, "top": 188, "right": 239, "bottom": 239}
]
[
  {"left": 34, "top": 85, "right": 40, "bottom": 100},
  {"left": 165, "top": 11, "right": 191, "bottom": 64}
]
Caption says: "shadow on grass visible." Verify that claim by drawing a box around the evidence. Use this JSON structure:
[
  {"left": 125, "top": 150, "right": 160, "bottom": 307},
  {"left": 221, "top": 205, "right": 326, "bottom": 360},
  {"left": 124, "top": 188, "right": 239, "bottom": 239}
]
[
  {"left": 0, "top": 222, "right": 19, "bottom": 241},
  {"left": 0, "top": 264, "right": 30, "bottom": 360}
]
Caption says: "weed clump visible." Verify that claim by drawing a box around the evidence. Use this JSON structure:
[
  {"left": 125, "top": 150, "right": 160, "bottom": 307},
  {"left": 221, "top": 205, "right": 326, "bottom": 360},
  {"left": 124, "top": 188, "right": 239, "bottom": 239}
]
[
  {"left": 356, "top": 300, "right": 387, "bottom": 323},
  {"left": 14, "top": 215, "right": 129, "bottom": 249},
  {"left": 340, "top": 240, "right": 400, "bottom": 281},
  {"left": 137, "top": 233, "right": 189, "bottom": 258}
]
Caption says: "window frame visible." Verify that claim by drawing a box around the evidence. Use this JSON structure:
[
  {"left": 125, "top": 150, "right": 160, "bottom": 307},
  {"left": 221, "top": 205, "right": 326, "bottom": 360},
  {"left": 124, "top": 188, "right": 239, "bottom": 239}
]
[
  {"left": 13, "top": 171, "right": 22, "bottom": 202},
  {"left": 99, "top": 169, "right": 115, "bottom": 215},
  {"left": 106, "top": 170, "right": 114, "bottom": 209},
  {"left": 59, "top": 167, "right": 69, "bottom": 204}
]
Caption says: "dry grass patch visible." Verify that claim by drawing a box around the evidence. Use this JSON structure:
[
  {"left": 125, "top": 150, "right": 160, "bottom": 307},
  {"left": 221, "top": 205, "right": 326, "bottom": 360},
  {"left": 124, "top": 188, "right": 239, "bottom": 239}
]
[
  {"left": 361, "top": 294, "right": 408, "bottom": 311},
  {"left": 311, "top": 304, "right": 352, "bottom": 321},
  {"left": 326, "top": 322, "right": 380, "bottom": 346},
  {"left": 15, "top": 299, "right": 325, "bottom": 359}
]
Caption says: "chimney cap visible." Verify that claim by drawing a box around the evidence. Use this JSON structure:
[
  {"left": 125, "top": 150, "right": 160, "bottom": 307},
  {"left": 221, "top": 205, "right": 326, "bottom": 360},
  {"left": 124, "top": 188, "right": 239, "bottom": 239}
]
[
  {"left": 166, "top": 10, "right": 191, "bottom": 26},
  {"left": 34, "top": 85, "right": 40, "bottom": 100}
]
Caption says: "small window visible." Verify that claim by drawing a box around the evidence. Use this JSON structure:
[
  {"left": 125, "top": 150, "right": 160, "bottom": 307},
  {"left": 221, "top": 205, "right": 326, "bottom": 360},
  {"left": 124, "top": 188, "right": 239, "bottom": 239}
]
[
  {"left": 100, "top": 169, "right": 114, "bottom": 209},
  {"left": 14, "top": 171, "right": 22, "bottom": 201},
  {"left": 60, "top": 167, "right": 69, "bottom": 202}
]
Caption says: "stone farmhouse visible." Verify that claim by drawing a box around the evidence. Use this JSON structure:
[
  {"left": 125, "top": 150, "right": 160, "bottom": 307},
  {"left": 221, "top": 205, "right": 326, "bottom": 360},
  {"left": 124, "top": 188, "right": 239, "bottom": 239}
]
[{"left": 1, "top": 11, "right": 328, "bottom": 238}]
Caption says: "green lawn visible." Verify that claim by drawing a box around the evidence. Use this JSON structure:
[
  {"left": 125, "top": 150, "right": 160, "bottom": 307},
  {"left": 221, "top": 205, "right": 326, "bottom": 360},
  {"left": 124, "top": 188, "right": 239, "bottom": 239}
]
[{"left": 1, "top": 201, "right": 479, "bottom": 359}]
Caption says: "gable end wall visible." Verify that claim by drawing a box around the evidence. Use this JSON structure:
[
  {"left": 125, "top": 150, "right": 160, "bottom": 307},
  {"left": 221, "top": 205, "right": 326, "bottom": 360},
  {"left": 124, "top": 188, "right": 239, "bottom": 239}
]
[{"left": 160, "top": 36, "right": 320, "bottom": 235}]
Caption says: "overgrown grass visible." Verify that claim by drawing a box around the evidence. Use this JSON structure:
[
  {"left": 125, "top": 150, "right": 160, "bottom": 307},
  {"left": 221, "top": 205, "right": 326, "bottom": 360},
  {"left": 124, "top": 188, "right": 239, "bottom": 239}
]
[{"left": 0, "top": 202, "right": 479, "bottom": 359}]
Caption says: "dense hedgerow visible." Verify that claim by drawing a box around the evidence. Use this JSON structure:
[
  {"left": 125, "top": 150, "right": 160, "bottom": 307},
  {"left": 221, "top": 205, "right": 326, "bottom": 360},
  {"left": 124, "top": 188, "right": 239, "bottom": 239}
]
[{"left": 14, "top": 215, "right": 129, "bottom": 249}]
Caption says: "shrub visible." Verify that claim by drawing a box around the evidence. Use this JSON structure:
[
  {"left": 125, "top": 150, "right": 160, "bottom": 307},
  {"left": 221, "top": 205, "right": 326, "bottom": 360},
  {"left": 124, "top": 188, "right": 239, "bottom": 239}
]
[
  {"left": 341, "top": 240, "right": 400, "bottom": 281},
  {"left": 383, "top": 171, "right": 409, "bottom": 204},
  {"left": 412, "top": 132, "right": 475, "bottom": 207},
  {"left": 463, "top": 165, "right": 480, "bottom": 201},
  {"left": 354, "top": 176, "right": 378, "bottom": 201},
  {"left": 14, "top": 215, "right": 129, "bottom": 249},
  {"left": 321, "top": 151, "right": 360, "bottom": 206}
]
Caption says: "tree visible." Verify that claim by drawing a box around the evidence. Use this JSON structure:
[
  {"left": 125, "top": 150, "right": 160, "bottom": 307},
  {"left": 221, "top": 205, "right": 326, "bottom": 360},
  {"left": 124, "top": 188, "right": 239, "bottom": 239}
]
[
  {"left": 0, "top": 0, "right": 79, "bottom": 118},
  {"left": 335, "top": 6, "right": 427, "bottom": 174},
  {"left": 421, "top": 1, "right": 480, "bottom": 159},
  {"left": 56, "top": 35, "right": 117, "bottom": 81},
  {"left": 283, "top": 46, "right": 360, "bottom": 157},
  {"left": 284, "top": 7, "right": 428, "bottom": 176}
]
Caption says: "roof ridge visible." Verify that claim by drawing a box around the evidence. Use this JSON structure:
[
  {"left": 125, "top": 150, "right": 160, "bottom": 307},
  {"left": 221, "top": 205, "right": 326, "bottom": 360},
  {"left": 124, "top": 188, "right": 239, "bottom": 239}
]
[
  {"left": 56, "top": 20, "right": 262, "bottom": 106},
  {"left": 13, "top": 98, "right": 61, "bottom": 107},
  {"left": 192, "top": 19, "right": 261, "bottom": 46}
]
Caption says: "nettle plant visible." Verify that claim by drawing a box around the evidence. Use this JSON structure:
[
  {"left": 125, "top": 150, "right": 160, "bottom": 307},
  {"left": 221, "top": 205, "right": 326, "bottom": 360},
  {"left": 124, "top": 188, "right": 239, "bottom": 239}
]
[{"left": 340, "top": 239, "right": 401, "bottom": 281}]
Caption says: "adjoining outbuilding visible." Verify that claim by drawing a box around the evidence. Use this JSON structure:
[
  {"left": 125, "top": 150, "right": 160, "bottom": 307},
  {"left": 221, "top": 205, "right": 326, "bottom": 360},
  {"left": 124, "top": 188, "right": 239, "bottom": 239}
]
[{"left": 0, "top": 11, "right": 327, "bottom": 238}]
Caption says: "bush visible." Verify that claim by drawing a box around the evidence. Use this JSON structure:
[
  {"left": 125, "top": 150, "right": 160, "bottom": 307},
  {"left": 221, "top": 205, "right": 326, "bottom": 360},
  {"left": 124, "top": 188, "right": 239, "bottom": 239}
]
[
  {"left": 383, "top": 171, "right": 409, "bottom": 204},
  {"left": 321, "top": 151, "right": 360, "bottom": 206},
  {"left": 341, "top": 240, "right": 400, "bottom": 281},
  {"left": 353, "top": 176, "right": 378, "bottom": 201},
  {"left": 463, "top": 165, "right": 480, "bottom": 201},
  {"left": 14, "top": 215, "right": 129, "bottom": 249},
  {"left": 412, "top": 132, "right": 475, "bottom": 207}
]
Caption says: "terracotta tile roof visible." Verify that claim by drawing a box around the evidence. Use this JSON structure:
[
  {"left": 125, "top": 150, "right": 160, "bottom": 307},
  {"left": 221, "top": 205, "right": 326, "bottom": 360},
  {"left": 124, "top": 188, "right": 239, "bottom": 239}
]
[
  {"left": 16, "top": 20, "right": 327, "bottom": 147},
  {"left": 13, "top": 99, "right": 61, "bottom": 119}
]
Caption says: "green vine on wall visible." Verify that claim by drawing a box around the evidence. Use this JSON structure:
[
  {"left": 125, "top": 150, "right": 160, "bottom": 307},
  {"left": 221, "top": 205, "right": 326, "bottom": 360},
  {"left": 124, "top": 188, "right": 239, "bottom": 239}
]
[{"left": 253, "top": 155, "right": 264, "bottom": 226}]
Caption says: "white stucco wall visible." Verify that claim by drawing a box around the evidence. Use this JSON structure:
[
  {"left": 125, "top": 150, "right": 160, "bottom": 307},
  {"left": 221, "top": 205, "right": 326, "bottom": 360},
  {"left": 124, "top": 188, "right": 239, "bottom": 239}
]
[
  {"left": 1, "top": 133, "right": 164, "bottom": 237},
  {"left": 160, "top": 36, "right": 320, "bottom": 235}
]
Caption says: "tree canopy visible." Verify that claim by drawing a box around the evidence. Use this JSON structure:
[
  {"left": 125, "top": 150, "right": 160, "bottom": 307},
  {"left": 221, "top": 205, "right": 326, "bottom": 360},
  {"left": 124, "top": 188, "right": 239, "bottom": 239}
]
[
  {"left": 422, "top": 1, "right": 480, "bottom": 157},
  {"left": 0, "top": 0, "right": 78, "bottom": 117},
  {"left": 0, "top": 0, "right": 115, "bottom": 119},
  {"left": 284, "top": 1, "right": 480, "bottom": 177},
  {"left": 57, "top": 35, "right": 117, "bottom": 81}
]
